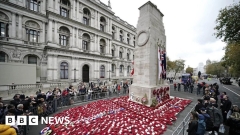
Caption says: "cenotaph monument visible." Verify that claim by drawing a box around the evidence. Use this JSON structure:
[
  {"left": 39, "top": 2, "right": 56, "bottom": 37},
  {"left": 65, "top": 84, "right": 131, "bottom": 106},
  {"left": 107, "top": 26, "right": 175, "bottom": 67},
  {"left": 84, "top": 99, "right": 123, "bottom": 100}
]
[{"left": 129, "top": 1, "right": 170, "bottom": 107}]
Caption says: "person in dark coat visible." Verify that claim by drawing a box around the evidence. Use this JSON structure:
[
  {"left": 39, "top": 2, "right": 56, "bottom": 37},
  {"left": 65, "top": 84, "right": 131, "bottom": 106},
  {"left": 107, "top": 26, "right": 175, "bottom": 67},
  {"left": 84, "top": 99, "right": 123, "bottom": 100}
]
[
  {"left": 221, "top": 95, "right": 232, "bottom": 123},
  {"left": 195, "top": 99, "right": 204, "bottom": 114},
  {"left": 187, "top": 111, "right": 198, "bottom": 135},
  {"left": 225, "top": 112, "right": 240, "bottom": 135}
]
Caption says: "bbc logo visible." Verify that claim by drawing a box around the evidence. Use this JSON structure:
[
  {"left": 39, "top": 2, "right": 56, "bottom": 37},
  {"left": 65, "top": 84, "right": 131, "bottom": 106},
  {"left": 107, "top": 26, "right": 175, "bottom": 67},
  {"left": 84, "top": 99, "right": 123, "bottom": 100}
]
[{"left": 6, "top": 116, "right": 39, "bottom": 125}]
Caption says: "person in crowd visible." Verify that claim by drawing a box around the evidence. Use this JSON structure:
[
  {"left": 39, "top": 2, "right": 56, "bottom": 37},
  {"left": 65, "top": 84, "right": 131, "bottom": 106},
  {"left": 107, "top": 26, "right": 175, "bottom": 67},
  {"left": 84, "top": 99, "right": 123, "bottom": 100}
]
[
  {"left": 199, "top": 108, "right": 212, "bottom": 132},
  {"left": 195, "top": 99, "right": 204, "bottom": 114},
  {"left": 207, "top": 102, "right": 223, "bottom": 135},
  {"left": 220, "top": 92, "right": 227, "bottom": 104},
  {"left": 0, "top": 124, "right": 17, "bottom": 135},
  {"left": 225, "top": 111, "right": 240, "bottom": 135},
  {"left": 197, "top": 83, "right": 202, "bottom": 95},
  {"left": 196, "top": 114, "right": 206, "bottom": 135},
  {"left": 187, "top": 111, "right": 198, "bottom": 135},
  {"left": 220, "top": 95, "right": 232, "bottom": 123},
  {"left": 10, "top": 95, "right": 20, "bottom": 108},
  {"left": 227, "top": 105, "right": 240, "bottom": 119},
  {"left": 123, "top": 82, "right": 128, "bottom": 94},
  {"left": 183, "top": 83, "right": 188, "bottom": 92},
  {"left": 117, "top": 84, "right": 121, "bottom": 94},
  {"left": 190, "top": 83, "right": 194, "bottom": 93},
  {"left": 177, "top": 83, "right": 181, "bottom": 91},
  {"left": 174, "top": 83, "right": 177, "bottom": 91},
  {"left": 0, "top": 97, "right": 2, "bottom": 102},
  {"left": 209, "top": 98, "right": 218, "bottom": 108}
]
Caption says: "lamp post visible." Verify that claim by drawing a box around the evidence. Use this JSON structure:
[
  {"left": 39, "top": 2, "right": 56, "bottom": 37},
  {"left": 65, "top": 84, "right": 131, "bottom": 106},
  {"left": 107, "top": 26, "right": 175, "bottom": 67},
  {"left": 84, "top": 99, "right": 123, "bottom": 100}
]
[{"left": 74, "top": 68, "right": 76, "bottom": 82}]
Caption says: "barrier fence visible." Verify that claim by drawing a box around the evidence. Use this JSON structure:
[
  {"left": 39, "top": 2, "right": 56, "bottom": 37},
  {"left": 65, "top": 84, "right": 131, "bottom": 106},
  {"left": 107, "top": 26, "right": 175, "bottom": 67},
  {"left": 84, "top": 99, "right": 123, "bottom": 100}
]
[{"left": 17, "top": 91, "right": 127, "bottom": 135}]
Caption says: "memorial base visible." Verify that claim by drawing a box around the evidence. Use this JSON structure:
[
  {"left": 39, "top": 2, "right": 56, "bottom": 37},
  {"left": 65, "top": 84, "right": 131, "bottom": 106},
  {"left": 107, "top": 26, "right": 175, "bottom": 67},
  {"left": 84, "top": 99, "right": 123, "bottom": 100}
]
[{"left": 129, "top": 84, "right": 170, "bottom": 107}]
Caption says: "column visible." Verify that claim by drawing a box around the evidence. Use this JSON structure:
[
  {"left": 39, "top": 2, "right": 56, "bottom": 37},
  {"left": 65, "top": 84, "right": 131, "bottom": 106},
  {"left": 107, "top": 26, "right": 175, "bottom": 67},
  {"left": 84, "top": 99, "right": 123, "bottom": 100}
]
[
  {"left": 95, "top": 35, "right": 99, "bottom": 52},
  {"left": 54, "top": 21, "right": 58, "bottom": 43},
  {"left": 76, "top": 29, "right": 79, "bottom": 48},
  {"left": 76, "top": 1, "right": 79, "bottom": 21},
  {"left": 109, "top": 19, "right": 112, "bottom": 33},
  {"left": 41, "top": 22, "right": 45, "bottom": 43},
  {"left": 106, "top": 18, "right": 109, "bottom": 33},
  {"left": 55, "top": 0, "right": 59, "bottom": 13},
  {"left": 116, "top": 64, "right": 119, "bottom": 77},
  {"left": 105, "top": 39, "right": 109, "bottom": 54},
  {"left": 95, "top": 11, "right": 98, "bottom": 29},
  {"left": 41, "top": 0, "right": 46, "bottom": 14},
  {"left": 11, "top": 13, "right": 16, "bottom": 38},
  {"left": 72, "top": 58, "right": 75, "bottom": 80},
  {"left": 116, "top": 46, "right": 119, "bottom": 57},
  {"left": 72, "top": 0, "right": 76, "bottom": 19},
  {"left": 72, "top": 27, "right": 75, "bottom": 47},
  {"left": 48, "top": 0, "right": 53, "bottom": 12},
  {"left": 53, "top": 55, "right": 58, "bottom": 80},
  {"left": 48, "top": 20, "right": 53, "bottom": 42},
  {"left": 124, "top": 31, "right": 127, "bottom": 44},
  {"left": 109, "top": 39, "right": 111, "bottom": 54},
  {"left": 116, "top": 27, "right": 119, "bottom": 40},
  {"left": 18, "top": 14, "right": 22, "bottom": 39},
  {"left": 69, "top": 27, "right": 73, "bottom": 47},
  {"left": 47, "top": 55, "right": 53, "bottom": 81},
  {"left": 108, "top": 62, "right": 111, "bottom": 79}
]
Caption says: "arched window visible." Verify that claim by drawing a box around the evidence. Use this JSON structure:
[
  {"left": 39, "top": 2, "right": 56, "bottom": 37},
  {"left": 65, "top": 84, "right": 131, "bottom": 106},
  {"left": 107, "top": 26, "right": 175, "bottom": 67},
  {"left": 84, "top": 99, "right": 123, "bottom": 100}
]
[
  {"left": 60, "top": 0, "right": 70, "bottom": 18},
  {"left": 27, "top": 0, "right": 41, "bottom": 12},
  {"left": 100, "top": 17, "right": 106, "bottom": 32},
  {"left": 82, "top": 33, "right": 90, "bottom": 50},
  {"left": 28, "top": 55, "right": 37, "bottom": 64},
  {"left": 0, "top": 51, "right": 7, "bottom": 62},
  {"left": 119, "top": 47, "right": 123, "bottom": 58},
  {"left": 25, "top": 21, "right": 40, "bottom": 43},
  {"left": 100, "top": 65, "right": 105, "bottom": 78},
  {"left": 0, "top": 12, "right": 9, "bottom": 40},
  {"left": 111, "top": 64, "right": 115, "bottom": 73},
  {"left": 59, "top": 26, "right": 70, "bottom": 46},
  {"left": 83, "top": 8, "right": 91, "bottom": 25},
  {"left": 60, "top": 62, "right": 68, "bottom": 79},
  {"left": 127, "top": 66, "right": 131, "bottom": 73},
  {"left": 120, "top": 65, "right": 124, "bottom": 73},
  {"left": 112, "top": 26, "right": 115, "bottom": 39},
  {"left": 119, "top": 30, "right": 123, "bottom": 42},
  {"left": 127, "top": 49, "right": 130, "bottom": 60},
  {"left": 100, "top": 39, "right": 106, "bottom": 54},
  {"left": 127, "top": 33, "right": 130, "bottom": 44},
  {"left": 111, "top": 45, "right": 115, "bottom": 57}
]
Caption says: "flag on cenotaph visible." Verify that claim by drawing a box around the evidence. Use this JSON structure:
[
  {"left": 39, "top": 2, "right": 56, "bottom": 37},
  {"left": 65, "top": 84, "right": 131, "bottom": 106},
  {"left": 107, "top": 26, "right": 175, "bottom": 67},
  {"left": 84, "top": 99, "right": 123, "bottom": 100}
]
[
  {"left": 158, "top": 47, "right": 162, "bottom": 79},
  {"left": 131, "top": 62, "right": 134, "bottom": 76},
  {"left": 161, "top": 50, "right": 166, "bottom": 79}
]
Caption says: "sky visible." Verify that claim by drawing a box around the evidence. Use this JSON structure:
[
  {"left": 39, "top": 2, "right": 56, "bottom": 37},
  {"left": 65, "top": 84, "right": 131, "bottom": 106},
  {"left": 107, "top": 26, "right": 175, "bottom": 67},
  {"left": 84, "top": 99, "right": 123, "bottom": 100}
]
[{"left": 101, "top": 0, "right": 239, "bottom": 68}]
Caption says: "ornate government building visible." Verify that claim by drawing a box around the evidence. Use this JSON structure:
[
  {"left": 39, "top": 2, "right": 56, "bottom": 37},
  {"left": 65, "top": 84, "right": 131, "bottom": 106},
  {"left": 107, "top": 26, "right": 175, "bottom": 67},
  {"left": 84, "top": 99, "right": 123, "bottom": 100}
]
[{"left": 0, "top": 0, "right": 135, "bottom": 84}]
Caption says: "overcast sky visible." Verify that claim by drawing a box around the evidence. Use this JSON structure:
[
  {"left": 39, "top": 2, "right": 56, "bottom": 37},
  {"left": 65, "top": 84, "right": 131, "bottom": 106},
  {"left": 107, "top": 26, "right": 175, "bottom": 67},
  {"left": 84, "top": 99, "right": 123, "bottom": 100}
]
[{"left": 101, "top": 0, "right": 239, "bottom": 68}]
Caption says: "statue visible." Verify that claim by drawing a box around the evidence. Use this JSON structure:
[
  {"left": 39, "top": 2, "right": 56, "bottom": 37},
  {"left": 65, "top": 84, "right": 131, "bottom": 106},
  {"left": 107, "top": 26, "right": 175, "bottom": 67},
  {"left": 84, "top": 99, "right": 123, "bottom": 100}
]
[{"left": 108, "top": 0, "right": 111, "bottom": 8}]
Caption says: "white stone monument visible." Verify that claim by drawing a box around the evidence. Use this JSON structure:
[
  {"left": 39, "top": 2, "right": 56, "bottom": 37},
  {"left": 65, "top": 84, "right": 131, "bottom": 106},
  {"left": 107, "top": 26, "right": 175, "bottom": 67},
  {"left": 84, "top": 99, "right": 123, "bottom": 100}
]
[{"left": 129, "top": 1, "right": 170, "bottom": 107}]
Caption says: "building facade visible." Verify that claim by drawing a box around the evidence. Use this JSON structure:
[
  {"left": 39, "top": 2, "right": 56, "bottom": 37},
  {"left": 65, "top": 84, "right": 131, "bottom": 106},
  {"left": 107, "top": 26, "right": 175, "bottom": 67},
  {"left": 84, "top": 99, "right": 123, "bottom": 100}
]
[{"left": 0, "top": 0, "right": 136, "bottom": 84}]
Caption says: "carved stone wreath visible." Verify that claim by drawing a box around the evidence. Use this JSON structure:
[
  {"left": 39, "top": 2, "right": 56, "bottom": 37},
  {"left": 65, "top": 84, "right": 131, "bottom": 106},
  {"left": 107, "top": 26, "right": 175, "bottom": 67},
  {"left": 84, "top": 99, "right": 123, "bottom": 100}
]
[{"left": 137, "top": 30, "right": 150, "bottom": 47}]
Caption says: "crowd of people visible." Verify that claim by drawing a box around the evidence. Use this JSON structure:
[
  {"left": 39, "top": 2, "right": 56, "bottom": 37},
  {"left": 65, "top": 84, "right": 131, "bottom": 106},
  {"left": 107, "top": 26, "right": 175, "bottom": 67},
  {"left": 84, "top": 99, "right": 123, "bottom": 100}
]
[
  {"left": 186, "top": 82, "right": 240, "bottom": 135},
  {"left": 0, "top": 81, "right": 129, "bottom": 135}
]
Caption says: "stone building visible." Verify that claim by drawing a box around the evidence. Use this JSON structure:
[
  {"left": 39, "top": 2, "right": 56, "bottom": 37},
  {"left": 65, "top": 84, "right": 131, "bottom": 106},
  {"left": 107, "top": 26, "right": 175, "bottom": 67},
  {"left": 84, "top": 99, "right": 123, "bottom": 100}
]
[{"left": 0, "top": 0, "right": 135, "bottom": 84}]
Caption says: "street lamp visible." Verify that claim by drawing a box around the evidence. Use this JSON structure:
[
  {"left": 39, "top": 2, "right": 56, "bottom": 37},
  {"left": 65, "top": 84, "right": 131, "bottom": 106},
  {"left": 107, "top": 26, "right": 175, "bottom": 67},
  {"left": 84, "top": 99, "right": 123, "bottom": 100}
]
[
  {"left": 74, "top": 68, "right": 76, "bottom": 82},
  {"left": 107, "top": 70, "right": 112, "bottom": 81}
]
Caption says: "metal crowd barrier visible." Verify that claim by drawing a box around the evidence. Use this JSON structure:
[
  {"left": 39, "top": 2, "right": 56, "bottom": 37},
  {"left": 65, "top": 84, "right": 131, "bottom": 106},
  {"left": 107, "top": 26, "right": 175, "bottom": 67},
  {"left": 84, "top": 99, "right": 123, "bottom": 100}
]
[{"left": 18, "top": 91, "right": 126, "bottom": 135}]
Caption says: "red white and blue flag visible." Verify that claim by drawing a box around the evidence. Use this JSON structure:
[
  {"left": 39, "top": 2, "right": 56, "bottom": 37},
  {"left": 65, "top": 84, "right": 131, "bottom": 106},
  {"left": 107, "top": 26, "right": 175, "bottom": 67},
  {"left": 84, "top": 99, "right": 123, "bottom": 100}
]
[
  {"left": 158, "top": 47, "right": 162, "bottom": 79},
  {"left": 131, "top": 61, "right": 134, "bottom": 76},
  {"left": 158, "top": 47, "right": 166, "bottom": 80},
  {"left": 161, "top": 50, "right": 166, "bottom": 79}
]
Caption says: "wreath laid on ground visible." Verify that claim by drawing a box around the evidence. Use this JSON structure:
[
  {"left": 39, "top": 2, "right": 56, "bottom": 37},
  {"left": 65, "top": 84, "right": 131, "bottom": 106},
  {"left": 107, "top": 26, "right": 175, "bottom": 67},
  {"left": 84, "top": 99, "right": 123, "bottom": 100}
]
[{"left": 141, "top": 94, "right": 148, "bottom": 105}]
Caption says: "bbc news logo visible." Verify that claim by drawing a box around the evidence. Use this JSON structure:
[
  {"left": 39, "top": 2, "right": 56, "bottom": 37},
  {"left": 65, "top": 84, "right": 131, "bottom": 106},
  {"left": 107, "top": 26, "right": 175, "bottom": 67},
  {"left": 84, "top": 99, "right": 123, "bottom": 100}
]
[{"left": 5, "top": 116, "right": 70, "bottom": 125}]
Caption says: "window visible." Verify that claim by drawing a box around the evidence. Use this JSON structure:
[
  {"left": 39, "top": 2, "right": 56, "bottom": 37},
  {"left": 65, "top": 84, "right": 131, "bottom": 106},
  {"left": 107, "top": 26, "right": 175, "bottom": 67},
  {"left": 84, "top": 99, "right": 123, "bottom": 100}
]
[
  {"left": 59, "top": 27, "right": 70, "bottom": 46},
  {"left": 127, "top": 53, "right": 129, "bottom": 60},
  {"left": 82, "top": 33, "right": 90, "bottom": 50},
  {"left": 100, "top": 65, "right": 105, "bottom": 78},
  {"left": 29, "top": 0, "right": 40, "bottom": 12},
  {"left": 100, "top": 45, "right": 104, "bottom": 53},
  {"left": 0, "top": 52, "right": 5, "bottom": 62},
  {"left": 83, "top": 8, "right": 91, "bottom": 26},
  {"left": 26, "top": 29, "right": 39, "bottom": 42},
  {"left": 112, "top": 49, "right": 114, "bottom": 56},
  {"left": 60, "top": 0, "right": 70, "bottom": 18},
  {"left": 120, "top": 65, "right": 124, "bottom": 73},
  {"left": 60, "top": 62, "right": 68, "bottom": 79},
  {"left": 0, "top": 22, "right": 7, "bottom": 37},
  {"left": 28, "top": 55, "right": 37, "bottom": 64},
  {"left": 59, "top": 35, "right": 68, "bottom": 46},
  {"left": 127, "top": 66, "right": 131, "bottom": 73},
  {"left": 120, "top": 35, "right": 123, "bottom": 42},
  {"left": 112, "top": 32, "right": 115, "bottom": 39},
  {"left": 82, "top": 40, "right": 88, "bottom": 50},
  {"left": 83, "top": 17, "right": 89, "bottom": 25},
  {"left": 119, "top": 51, "right": 122, "bottom": 58},
  {"left": 100, "top": 17, "right": 106, "bottom": 32},
  {"left": 111, "top": 64, "right": 115, "bottom": 72},
  {"left": 100, "top": 24, "right": 104, "bottom": 32}
]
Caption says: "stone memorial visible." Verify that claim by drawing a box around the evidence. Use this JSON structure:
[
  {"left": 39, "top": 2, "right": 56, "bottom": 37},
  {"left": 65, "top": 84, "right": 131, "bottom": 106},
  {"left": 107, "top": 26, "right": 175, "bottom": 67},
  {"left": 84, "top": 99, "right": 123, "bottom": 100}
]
[{"left": 129, "top": 1, "right": 170, "bottom": 107}]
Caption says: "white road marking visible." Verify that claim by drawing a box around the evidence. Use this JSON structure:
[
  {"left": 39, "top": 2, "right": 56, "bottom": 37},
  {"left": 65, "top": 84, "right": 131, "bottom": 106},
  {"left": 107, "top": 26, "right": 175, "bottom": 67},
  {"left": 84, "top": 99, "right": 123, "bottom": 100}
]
[{"left": 223, "top": 86, "right": 240, "bottom": 97}]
